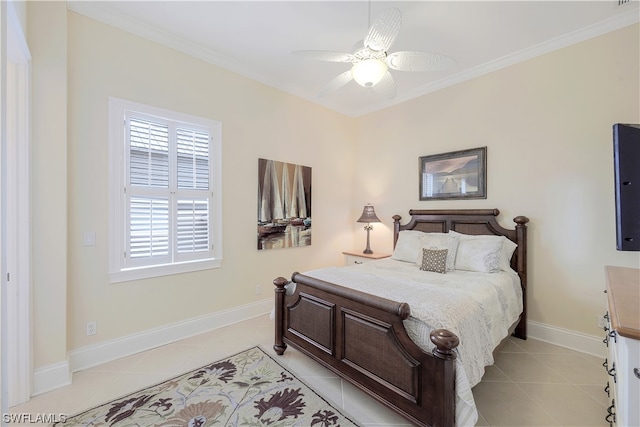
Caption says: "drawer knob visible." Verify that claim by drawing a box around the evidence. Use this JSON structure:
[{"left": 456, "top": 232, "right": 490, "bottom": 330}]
[{"left": 635, "top": 367, "right": 640, "bottom": 380}]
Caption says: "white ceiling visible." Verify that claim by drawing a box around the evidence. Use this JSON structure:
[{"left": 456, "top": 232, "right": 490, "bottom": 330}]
[{"left": 67, "top": 1, "right": 639, "bottom": 117}]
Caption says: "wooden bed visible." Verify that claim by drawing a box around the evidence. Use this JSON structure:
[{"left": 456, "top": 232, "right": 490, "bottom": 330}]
[{"left": 273, "top": 209, "right": 529, "bottom": 427}]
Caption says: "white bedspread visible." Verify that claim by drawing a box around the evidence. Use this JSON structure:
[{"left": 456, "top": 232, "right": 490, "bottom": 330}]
[{"left": 303, "top": 258, "right": 523, "bottom": 427}]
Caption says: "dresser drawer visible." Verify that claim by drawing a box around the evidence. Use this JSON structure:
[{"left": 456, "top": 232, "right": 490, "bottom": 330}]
[
  {"left": 344, "top": 254, "right": 370, "bottom": 265},
  {"left": 605, "top": 266, "right": 640, "bottom": 427},
  {"left": 613, "top": 334, "right": 640, "bottom": 426}
]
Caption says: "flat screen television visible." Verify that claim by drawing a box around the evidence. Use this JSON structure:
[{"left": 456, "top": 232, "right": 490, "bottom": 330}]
[{"left": 613, "top": 123, "right": 640, "bottom": 251}]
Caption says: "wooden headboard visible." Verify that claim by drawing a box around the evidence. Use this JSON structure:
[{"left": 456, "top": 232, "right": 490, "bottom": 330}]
[{"left": 392, "top": 209, "right": 530, "bottom": 339}]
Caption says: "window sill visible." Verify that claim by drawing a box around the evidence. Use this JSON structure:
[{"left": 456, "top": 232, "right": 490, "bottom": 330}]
[{"left": 110, "top": 258, "right": 222, "bottom": 283}]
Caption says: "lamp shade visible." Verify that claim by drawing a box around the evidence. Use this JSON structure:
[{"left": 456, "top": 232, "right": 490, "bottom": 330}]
[
  {"left": 351, "top": 59, "right": 388, "bottom": 87},
  {"left": 357, "top": 204, "right": 381, "bottom": 223}
]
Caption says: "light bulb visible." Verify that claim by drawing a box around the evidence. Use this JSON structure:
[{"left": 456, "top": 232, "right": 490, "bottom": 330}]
[{"left": 351, "top": 59, "right": 388, "bottom": 88}]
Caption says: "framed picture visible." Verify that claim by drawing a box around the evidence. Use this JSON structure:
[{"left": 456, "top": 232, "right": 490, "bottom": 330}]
[
  {"left": 257, "top": 158, "right": 312, "bottom": 250},
  {"left": 419, "top": 147, "right": 486, "bottom": 200}
]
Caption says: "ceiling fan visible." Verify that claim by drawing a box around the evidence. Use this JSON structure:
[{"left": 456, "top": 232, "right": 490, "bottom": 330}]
[{"left": 293, "top": 7, "right": 456, "bottom": 99}]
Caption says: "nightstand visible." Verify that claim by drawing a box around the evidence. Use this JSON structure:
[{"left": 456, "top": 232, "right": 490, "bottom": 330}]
[{"left": 342, "top": 250, "right": 391, "bottom": 266}]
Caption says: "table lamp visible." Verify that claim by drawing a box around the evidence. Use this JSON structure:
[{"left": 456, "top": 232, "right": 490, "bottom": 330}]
[{"left": 356, "top": 204, "right": 381, "bottom": 254}]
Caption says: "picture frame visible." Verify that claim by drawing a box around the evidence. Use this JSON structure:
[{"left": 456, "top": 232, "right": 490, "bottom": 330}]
[
  {"left": 419, "top": 147, "right": 487, "bottom": 200},
  {"left": 257, "top": 158, "right": 312, "bottom": 250}
]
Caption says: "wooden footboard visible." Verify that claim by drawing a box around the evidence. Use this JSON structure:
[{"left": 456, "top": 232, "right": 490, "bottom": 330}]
[{"left": 273, "top": 273, "right": 460, "bottom": 427}]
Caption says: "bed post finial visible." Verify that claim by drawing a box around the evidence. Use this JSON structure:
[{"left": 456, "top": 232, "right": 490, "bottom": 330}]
[
  {"left": 393, "top": 215, "right": 402, "bottom": 248},
  {"left": 430, "top": 329, "right": 459, "bottom": 360}
]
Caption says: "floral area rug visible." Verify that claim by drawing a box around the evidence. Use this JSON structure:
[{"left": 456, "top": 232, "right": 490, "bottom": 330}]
[{"left": 55, "top": 346, "right": 360, "bottom": 426}]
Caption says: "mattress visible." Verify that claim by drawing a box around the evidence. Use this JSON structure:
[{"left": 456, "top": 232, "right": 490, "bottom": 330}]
[{"left": 303, "top": 257, "right": 523, "bottom": 427}]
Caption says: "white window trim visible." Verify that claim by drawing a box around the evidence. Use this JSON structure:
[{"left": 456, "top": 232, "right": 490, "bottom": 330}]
[{"left": 108, "top": 97, "right": 222, "bottom": 283}]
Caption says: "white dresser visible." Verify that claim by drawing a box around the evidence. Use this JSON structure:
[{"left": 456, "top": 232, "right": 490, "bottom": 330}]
[
  {"left": 342, "top": 250, "right": 390, "bottom": 266},
  {"left": 604, "top": 266, "right": 640, "bottom": 427}
]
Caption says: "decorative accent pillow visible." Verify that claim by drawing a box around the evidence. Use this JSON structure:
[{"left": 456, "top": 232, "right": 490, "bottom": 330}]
[
  {"left": 449, "top": 230, "right": 517, "bottom": 272},
  {"left": 417, "top": 233, "right": 459, "bottom": 271},
  {"left": 392, "top": 230, "right": 428, "bottom": 263},
  {"left": 419, "top": 248, "right": 448, "bottom": 274},
  {"left": 454, "top": 238, "right": 503, "bottom": 273}
]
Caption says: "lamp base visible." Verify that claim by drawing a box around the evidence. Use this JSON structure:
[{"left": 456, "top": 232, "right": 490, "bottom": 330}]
[{"left": 363, "top": 227, "right": 373, "bottom": 254}]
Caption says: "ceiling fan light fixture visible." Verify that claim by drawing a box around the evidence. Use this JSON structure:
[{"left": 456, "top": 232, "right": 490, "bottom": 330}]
[{"left": 351, "top": 59, "right": 388, "bottom": 87}]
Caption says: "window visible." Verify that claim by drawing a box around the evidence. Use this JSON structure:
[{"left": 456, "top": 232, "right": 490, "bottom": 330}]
[{"left": 108, "top": 97, "right": 222, "bottom": 282}]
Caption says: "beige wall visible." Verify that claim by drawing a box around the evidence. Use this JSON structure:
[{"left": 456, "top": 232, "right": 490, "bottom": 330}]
[
  {"left": 354, "top": 23, "right": 640, "bottom": 337},
  {"left": 27, "top": 1, "right": 639, "bottom": 374},
  {"left": 64, "top": 11, "right": 356, "bottom": 352}
]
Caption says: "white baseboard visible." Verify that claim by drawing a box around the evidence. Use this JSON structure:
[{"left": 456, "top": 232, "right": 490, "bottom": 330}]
[
  {"left": 32, "top": 309, "right": 604, "bottom": 396},
  {"left": 33, "top": 298, "right": 272, "bottom": 395},
  {"left": 32, "top": 361, "right": 71, "bottom": 397},
  {"left": 69, "top": 298, "right": 273, "bottom": 372},
  {"left": 527, "top": 320, "right": 606, "bottom": 357}
]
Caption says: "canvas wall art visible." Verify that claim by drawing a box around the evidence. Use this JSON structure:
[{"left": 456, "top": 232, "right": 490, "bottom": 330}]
[
  {"left": 419, "top": 147, "right": 487, "bottom": 200},
  {"left": 257, "top": 158, "right": 312, "bottom": 250}
]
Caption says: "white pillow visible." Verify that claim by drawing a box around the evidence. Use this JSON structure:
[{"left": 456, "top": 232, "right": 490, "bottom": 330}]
[
  {"left": 392, "top": 230, "right": 428, "bottom": 263},
  {"left": 454, "top": 238, "right": 503, "bottom": 273},
  {"left": 417, "top": 233, "right": 459, "bottom": 271},
  {"left": 449, "top": 230, "right": 517, "bottom": 273},
  {"left": 500, "top": 239, "right": 517, "bottom": 272}
]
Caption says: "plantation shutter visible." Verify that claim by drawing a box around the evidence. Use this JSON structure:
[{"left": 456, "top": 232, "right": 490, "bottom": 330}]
[
  {"left": 177, "top": 127, "right": 209, "bottom": 190},
  {"left": 175, "top": 127, "right": 211, "bottom": 259},
  {"left": 176, "top": 199, "right": 209, "bottom": 254},
  {"left": 124, "top": 114, "right": 212, "bottom": 267},
  {"left": 129, "top": 197, "right": 170, "bottom": 259},
  {"left": 129, "top": 118, "right": 170, "bottom": 187}
]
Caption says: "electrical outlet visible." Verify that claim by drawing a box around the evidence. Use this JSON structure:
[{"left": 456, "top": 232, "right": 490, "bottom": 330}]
[
  {"left": 86, "top": 321, "right": 97, "bottom": 336},
  {"left": 256, "top": 285, "right": 262, "bottom": 295}
]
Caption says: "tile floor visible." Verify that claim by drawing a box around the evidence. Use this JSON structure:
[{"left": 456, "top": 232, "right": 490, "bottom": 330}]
[{"left": 9, "top": 315, "right": 610, "bottom": 426}]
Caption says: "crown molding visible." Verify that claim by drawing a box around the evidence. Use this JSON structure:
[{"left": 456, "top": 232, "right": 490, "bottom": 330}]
[
  {"left": 351, "top": 7, "right": 640, "bottom": 117},
  {"left": 67, "top": 2, "right": 639, "bottom": 117}
]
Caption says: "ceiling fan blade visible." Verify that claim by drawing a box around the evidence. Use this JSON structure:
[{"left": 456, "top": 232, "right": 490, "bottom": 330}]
[
  {"left": 372, "top": 71, "right": 397, "bottom": 99},
  {"left": 318, "top": 70, "right": 354, "bottom": 97},
  {"left": 364, "top": 8, "right": 402, "bottom": 52},
  {"left": 386, "top": 51, "right": 456, "bottom": 72},
  {"left": 292, "top": 50, "right": 354, "bottom": 63}
]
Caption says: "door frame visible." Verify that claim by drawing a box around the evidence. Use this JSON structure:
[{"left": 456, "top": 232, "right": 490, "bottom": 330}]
[{"left": 2, "top": 0, "right": 32, "bottom": 408}]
